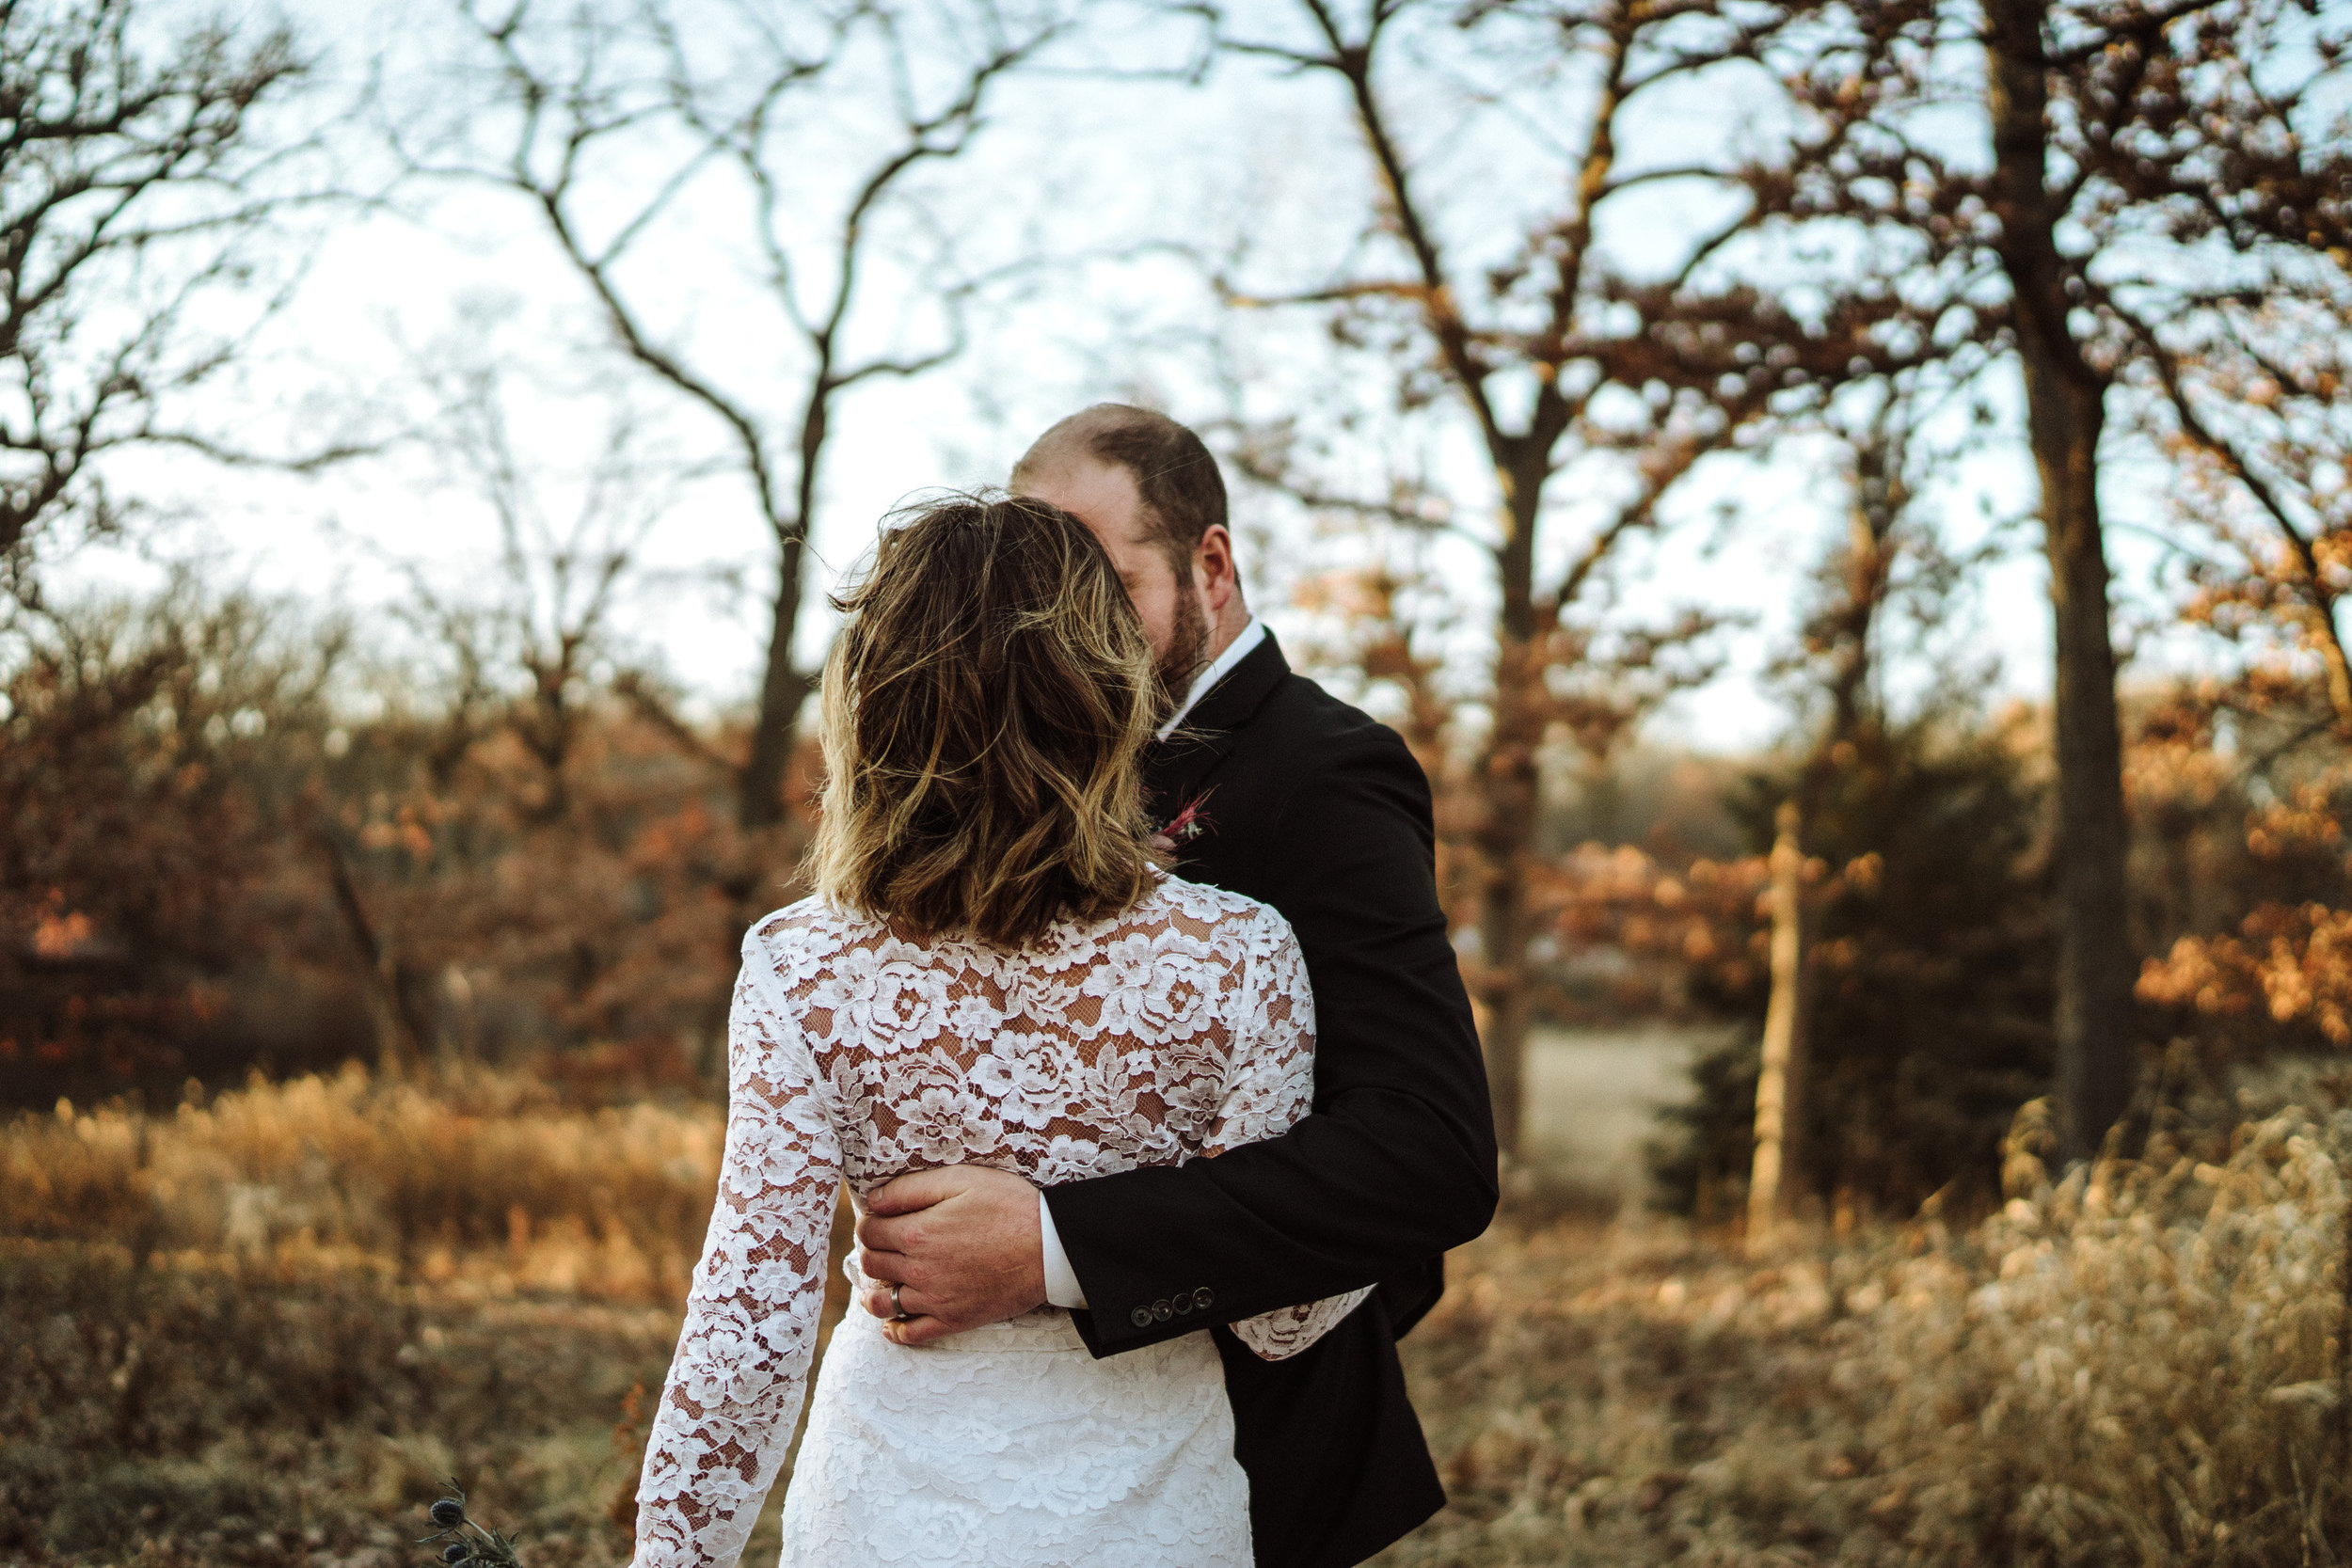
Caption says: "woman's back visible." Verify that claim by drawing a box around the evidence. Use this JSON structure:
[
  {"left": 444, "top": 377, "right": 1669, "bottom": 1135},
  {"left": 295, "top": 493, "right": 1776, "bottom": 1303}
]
[{"left": 745, "top": 877, "right": 1309, "bottom": 1196}]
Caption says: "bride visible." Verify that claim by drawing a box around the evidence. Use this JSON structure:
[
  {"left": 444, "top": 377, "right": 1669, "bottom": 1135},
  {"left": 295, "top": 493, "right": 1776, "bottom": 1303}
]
[{"left": 628, "top": 493, "right": 1362, "bottom": 1567}]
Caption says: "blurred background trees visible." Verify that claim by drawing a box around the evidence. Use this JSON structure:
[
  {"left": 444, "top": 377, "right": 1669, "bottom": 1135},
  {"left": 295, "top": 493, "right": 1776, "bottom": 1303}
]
[
  {"left": 1212, "top": 0, "right": 1933, "bottom": 1161},
  {"left": 5, "top": 0, "right": 2352, "bottom": 1237},
  {"left": 0, "top": 0, "right": 327, "bottom": 593},
  {"left": 409, "top": 0, "right": 1065, "bottom": 832}
]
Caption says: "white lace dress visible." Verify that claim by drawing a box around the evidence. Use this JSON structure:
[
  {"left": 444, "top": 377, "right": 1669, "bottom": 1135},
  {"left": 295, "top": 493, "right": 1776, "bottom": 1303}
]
[{"left": 631, "top": 877, "right": 1370, "bottom": 1568}]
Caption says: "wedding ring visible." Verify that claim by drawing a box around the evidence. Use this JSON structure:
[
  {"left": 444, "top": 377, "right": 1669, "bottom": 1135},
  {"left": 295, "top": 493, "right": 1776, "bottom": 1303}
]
[{"left": 889, "top": 1283, "right": 907, "bottom": 1321}]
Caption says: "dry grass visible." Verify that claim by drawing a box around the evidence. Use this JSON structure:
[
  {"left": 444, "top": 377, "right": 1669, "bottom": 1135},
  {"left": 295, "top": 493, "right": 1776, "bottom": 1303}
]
[
  {"left": 0, "top": 1241, "right": 676, "bottom": 1568},
  {"left": 5, "top": 1067, "right": 723, "bottom": 1303},
  {"left": 1379, "top": 1081, "right": 2352, "bottom": 1566},
  {"left": 8, "top": 1063, "right": 2352, "bottom": 1566},
  {"left": 1, "top": 1068, "right": 843, "bottom": 1568}
]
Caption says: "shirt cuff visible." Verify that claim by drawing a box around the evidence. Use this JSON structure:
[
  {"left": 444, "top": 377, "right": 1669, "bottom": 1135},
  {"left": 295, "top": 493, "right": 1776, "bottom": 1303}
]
[{"left": 1039, "top": 1190, "right": 1088, "bottom": 1309}]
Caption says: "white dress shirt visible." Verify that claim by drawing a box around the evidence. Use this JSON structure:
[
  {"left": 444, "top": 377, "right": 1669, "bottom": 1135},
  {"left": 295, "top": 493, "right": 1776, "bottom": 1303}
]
[
  {"left": 1156, "top": 615, "right": 1267, "bottom": 741},
  {"left": 1040, "top": 616, "right": 1268, "bottom": 1309}
]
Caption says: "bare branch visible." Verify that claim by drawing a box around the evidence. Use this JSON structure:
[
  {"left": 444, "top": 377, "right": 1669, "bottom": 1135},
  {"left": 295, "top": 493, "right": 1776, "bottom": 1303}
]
[
  {"left": 0, "top": 3, "right": 318, "bottom": 578},
  {"left": 424, "top": 0, "right": 1060, "bottom": 829}
]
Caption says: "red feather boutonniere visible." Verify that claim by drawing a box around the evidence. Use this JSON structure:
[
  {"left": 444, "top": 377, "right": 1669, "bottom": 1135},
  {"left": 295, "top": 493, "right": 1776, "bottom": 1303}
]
[{"left": 1149, "top": 791, "right": 1215, "bottom": 860}]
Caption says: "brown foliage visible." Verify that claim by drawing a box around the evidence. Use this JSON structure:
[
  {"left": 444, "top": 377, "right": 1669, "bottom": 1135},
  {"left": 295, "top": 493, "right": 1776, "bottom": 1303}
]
[
  {"left": 0, "top": 582, "right": 809, "bottom": 1108},
  {"left": 0, "top": 590, "right": 343, "bottom": 1093},
  {"left": 4, "top": 1066, "right": 721, "bottom": 1300},
  {"left": 2138, "top": 768, "right": 2352, "bottom": 1054}
]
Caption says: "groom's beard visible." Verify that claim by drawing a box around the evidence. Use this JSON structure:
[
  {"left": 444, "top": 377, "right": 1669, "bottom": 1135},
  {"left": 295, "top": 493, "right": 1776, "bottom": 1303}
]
[{"left": 1152, "top": 585, "right": 1211, "bottom": 731}]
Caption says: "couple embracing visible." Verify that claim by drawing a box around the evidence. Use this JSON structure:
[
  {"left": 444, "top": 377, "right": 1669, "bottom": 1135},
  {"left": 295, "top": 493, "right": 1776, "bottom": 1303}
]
[{"left": 630, "top": 406, "right": 1499, "bottom": 1568}]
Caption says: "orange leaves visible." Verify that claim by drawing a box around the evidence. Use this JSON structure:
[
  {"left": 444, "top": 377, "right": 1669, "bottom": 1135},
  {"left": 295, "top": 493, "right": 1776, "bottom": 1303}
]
[
  {"left": 1291, "top": 565, "right": 1403, "bottom": 624},
  {"left": 2140, "top": 902, "right": 2352, "bottom": 1046},
  {"left": 2132, "top": 758, "right": 2352, "bottom": 1050},
  {"left": 2243, "top": 782, "right": 2345, "bottom": 863},
  {"left": 356, "top": 811, "right": 437, "bottom": 860},
  {"left": 1539, "top": 843, "right": 1772, "bottom": 1014},
  {"left": 2137, "top": 934, "right": 2252, "bottom": 1019},
  {"left": 29, "top": 905, "right": 94, "bottom": 960}
]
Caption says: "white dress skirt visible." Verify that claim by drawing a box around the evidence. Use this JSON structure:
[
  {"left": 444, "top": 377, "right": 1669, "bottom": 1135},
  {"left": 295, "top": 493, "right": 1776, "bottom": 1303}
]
[{"left": 778, "top": 1288, "right": 1249, "bottom": 1566}]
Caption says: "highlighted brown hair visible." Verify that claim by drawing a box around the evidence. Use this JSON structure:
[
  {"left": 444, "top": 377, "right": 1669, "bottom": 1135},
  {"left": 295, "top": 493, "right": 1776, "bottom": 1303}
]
[{"left": 809, "top": 493, "right": 1160, "bottom": 949}]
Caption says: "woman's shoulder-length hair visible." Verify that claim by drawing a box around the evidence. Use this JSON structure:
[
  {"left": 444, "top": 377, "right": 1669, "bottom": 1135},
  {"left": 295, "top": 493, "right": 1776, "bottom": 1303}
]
[{"left": 807, "top": 491, "right": 1160, "bottom": 949}]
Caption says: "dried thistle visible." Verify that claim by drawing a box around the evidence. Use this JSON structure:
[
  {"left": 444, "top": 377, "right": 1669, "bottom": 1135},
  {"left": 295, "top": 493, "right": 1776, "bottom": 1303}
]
[{"left": 416, "top": 1481, "right": 522, "bottom": 1567}]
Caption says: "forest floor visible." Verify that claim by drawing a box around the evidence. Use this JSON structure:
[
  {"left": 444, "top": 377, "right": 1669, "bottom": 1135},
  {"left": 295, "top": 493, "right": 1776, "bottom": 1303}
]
[{"left": 6, "top": 1042, "right": 2349, "bottom": 1567}]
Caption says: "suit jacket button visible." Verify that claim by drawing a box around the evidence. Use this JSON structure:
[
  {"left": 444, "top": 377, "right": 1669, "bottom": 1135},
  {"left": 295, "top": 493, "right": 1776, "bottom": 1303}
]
[
  {"left": 1172, "top": 1293, "right": 1193, "bottom": 1316},
  {"left": 1130, "top": 1307, "right": 1154, "bottom": 1329},
  {"left": 1152, "top": 1299, "right": 1173, "bottom": 1323},
  {"left": 1193, "top": 1286, "right": 1215, "bottom": 1310}
]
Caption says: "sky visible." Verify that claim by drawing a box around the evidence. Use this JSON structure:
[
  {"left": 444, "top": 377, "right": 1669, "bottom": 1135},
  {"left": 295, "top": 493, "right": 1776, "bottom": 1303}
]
[{"left": 46, "top": 0, "right": 2223, "bottom": 754}]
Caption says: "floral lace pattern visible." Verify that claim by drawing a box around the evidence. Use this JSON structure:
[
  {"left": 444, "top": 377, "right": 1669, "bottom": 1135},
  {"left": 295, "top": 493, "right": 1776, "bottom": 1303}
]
[{"left": 632, "top": 877, "right": 1363, "bottom": 1568}]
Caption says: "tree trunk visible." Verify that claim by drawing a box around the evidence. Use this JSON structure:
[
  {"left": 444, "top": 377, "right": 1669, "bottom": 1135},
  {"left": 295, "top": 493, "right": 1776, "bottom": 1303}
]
[
  {"left": 1986, "top": 0, "right": 2138, "bottom": 1162},
  {"left": 1749, "top": 799, "right": 1810, "bottom": 1244},
  {"left": 1474, "top": 465, "right": 1547, "bottom": 1161},
  {"left": 1474, "top": 641, "right": 1539, "bottom": 1164},
  {"left": 739, "top": 530, "right": 813, "bottom": 831},
  {"left": 315, "top": 829, "right": 426, "bottom": 1076}
]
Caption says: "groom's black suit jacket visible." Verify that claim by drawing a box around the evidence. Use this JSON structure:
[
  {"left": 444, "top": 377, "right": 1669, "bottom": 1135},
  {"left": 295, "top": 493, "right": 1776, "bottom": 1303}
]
[{"left": 1045, "top": 633, "right": 1499, "bottom": 1568}]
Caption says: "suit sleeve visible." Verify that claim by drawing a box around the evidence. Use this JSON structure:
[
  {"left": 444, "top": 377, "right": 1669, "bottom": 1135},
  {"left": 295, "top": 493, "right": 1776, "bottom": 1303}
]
[
  {"left": 1048, "top": 723, "right": 1498, "bottom": 1356},
  {"left": 1208, "top": 911, "right": 1375, "bottom": 1361}
]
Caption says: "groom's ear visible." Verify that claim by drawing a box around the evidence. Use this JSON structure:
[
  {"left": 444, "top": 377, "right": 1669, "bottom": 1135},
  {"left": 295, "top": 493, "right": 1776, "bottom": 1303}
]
[{"left": 1196, "top": 524, "right": 1242, "bottom": 611}]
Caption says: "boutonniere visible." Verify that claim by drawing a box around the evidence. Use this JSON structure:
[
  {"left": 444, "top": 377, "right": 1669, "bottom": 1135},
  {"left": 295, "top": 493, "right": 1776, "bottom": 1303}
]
[{"left": 1150, "top": 791, "right": 1215, "bottom": 858}]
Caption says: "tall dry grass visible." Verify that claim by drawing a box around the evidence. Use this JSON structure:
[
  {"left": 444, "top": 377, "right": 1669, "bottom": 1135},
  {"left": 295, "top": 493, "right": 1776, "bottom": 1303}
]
[
  {"left": 5, "top": 1066, "right": 722, "bottom": 1302},
  {"left": 9, "top": 1064, "right": 2352, "bottom": 1565},
  {"left": 1379, "top": 1077, "right": 2352, "bottom": 1566},
  {"left": 0, "top": 1240, "right": 678, "bottom": 1567},
  {"left": 0, "top": 1068, "right": 843, "bottom": 1568}
]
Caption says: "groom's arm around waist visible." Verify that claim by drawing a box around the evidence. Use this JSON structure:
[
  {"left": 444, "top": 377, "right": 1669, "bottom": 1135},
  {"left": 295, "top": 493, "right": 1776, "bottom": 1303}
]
[{"left": 1046, "top": 720, "right": 1500, "bottom": 1356}]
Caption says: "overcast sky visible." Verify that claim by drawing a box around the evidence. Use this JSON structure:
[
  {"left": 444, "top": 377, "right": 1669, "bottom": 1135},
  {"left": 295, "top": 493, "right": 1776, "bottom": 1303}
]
[{"left": 52, "top": 0, "right": 2220, "bottom": 753}]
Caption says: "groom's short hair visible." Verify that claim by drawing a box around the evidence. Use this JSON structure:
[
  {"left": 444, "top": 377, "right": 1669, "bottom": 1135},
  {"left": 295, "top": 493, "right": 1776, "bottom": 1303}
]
[{"left": 1012, "top": 404, "right": 1229, "bottom": 580}]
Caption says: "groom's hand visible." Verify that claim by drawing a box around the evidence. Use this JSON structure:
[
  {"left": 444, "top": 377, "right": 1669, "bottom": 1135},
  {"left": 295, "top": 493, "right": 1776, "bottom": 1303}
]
[{"left": 857, "top": 1165, "right": 1047, "bottom": 1346}]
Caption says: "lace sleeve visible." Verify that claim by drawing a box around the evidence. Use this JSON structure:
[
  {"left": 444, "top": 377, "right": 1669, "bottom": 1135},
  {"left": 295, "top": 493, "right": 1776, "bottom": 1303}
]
[
  {"left": 632, "top": 945, "right": 841, "bottom": 1568},
  {"left": 1207, "top": 910, "right": 1375, "bottom": 1362}
]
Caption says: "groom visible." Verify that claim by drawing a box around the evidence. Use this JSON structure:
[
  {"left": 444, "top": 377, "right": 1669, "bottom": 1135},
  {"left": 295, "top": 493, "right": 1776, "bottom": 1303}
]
[{"left": 855, "top": 404, "right": 1499, "bottom": 1567}]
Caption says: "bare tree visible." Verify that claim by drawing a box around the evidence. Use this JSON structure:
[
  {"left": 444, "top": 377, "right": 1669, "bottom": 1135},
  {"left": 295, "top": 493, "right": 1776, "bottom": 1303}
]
[
  {"left": 310, "top": 328, "right": 677, "bottom": 1069},
  {"left": 1773, "top": 0, "right": 2352, "bottom": 1159},
  {"left": 1210, "top": 0, "right": 1925, "bottom": 1157},
  {"left": 0, "top": 0, "right": 323, "bottom": 594},
  {"left": 2137, "top": 294, "right": 2352, "bottom": 746},
  {"left": 390, "top": 309, "right": 685, "bottom": 818},
  {"left": 2154, "top": 291, "right": 2352, "bottom": 747},
  {"left": 403, "top": 0, "right": 1062, "bottom": 830}
]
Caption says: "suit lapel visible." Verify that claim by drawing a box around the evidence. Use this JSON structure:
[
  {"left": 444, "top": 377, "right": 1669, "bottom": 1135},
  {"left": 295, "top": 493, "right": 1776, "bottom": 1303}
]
[{"left": 1143, "top": 633, "right": 1291, "bottom": 821}]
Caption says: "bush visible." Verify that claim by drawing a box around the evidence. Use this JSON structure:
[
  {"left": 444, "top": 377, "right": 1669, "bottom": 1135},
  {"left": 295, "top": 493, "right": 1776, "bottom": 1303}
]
[
  {"left": 0, "top": 586, "right": 355, "bottom": 1103},
  {"left": 0, "top": 583, "right": 791, "bottom": 1112}
]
